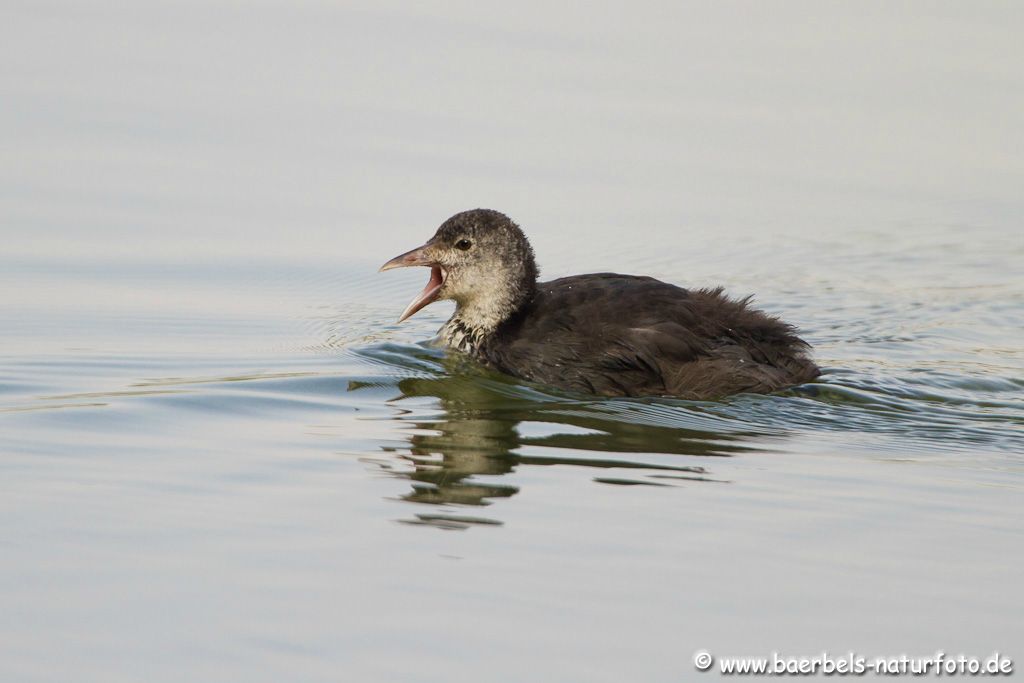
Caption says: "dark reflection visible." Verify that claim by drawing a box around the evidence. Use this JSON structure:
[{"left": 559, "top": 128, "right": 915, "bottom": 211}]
[{"left": 366, "top": 359, "right": 756, "bottom": 529}]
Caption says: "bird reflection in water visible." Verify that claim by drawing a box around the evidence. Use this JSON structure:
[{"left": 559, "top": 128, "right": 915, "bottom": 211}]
[{"left": 362, "top": 358, "right": 753, "bottom": 530}]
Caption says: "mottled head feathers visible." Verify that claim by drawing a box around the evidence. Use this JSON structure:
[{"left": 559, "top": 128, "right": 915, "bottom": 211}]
[{"left": 429, "top": 209, "right": 539, "bottom": 341}]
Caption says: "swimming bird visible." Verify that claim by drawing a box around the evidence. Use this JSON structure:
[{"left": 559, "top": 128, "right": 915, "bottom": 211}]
[{"left": 380, "top": 209, "right": 820, "bottom": 399}]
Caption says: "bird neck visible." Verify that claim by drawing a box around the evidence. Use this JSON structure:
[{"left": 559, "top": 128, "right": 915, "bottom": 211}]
[
  {"left": 442, "top": 281, "right": 534, "bottom": 352},
  {"left": 441, "top": 315, "right": 488, "bottom": 353}
]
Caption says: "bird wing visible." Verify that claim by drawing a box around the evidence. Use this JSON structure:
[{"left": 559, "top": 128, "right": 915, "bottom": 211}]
[
  {"left": 481, "top": 275, "right": 708, "bottom": 396},
  {"left": 480, "top": 274, "right": 817, "bottom": 399}
]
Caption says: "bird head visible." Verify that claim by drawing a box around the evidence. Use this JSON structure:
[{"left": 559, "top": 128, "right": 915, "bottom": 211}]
[{"left": 380, "top": 209, "right": 538, "bottom": 328}]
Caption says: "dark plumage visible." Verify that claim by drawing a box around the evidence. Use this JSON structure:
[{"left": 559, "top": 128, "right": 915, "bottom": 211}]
[{"left": 380, "top": 209, "right": 820, "bottom": 399}]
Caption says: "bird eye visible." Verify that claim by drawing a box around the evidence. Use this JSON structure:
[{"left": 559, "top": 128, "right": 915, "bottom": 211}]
[{"left": 455, "top": 238, "right": 472, "bottom": 251}]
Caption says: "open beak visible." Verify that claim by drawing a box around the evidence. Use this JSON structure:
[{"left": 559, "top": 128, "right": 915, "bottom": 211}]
[{"left": 379, "top": 241, "right": 447, "bottom": 322}]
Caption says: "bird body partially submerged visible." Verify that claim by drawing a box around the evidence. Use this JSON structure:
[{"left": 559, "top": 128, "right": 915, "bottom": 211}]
[{"left": 381, "top": 209, "right": 819, "bottom": 399}]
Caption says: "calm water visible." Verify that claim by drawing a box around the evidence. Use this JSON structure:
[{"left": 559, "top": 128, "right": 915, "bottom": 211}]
[{"left": 3, "top": 3, "right": 1023, "bottom": 682}]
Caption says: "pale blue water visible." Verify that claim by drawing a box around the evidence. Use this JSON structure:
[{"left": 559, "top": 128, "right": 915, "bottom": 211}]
[{"left": 2, "top": 3, "right": 1023, "bottom": 682}]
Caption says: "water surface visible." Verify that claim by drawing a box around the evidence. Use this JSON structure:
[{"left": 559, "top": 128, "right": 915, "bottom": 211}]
[{"left": 2, "top": 3, "right": 1023, "bottom": 681}]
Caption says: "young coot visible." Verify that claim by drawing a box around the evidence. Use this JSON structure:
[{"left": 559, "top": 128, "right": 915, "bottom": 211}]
[{"left": 380, "top": 209, "right": 820, "bottom": 399}]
